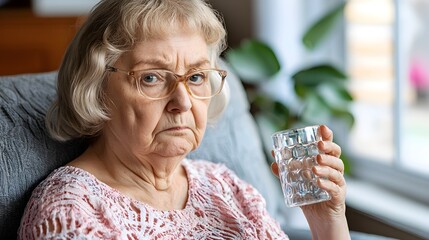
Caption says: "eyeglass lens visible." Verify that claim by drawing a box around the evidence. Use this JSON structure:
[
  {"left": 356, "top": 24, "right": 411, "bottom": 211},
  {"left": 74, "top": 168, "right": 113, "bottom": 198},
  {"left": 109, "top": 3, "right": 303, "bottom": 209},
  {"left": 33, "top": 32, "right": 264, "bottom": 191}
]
[{"left": 136, "top": 70, "right": 223, "bottom": 99}]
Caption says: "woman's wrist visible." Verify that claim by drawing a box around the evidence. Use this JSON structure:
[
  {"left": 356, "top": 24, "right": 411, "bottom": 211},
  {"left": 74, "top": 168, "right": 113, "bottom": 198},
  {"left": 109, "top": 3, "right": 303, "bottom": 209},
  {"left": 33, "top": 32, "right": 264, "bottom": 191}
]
[
  {"left": 303, "top": 207, "right": 351, "bottom": 240},
  {"left": 306, "top": 214, "right": 350, "bottom": 240}
]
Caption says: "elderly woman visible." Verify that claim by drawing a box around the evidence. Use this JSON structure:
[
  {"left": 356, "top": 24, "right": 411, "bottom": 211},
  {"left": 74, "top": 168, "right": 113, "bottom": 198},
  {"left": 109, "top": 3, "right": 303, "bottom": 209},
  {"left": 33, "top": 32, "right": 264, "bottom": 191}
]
[{"left": 19, "top": 0, "right": 350, "bottom": 239}]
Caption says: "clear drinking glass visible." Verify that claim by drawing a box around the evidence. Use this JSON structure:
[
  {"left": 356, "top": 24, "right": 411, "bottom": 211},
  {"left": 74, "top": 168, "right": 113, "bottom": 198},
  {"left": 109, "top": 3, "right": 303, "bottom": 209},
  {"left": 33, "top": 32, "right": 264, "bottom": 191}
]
[{"left": 272, "top": 125, "right": 331, "bottom": 207}]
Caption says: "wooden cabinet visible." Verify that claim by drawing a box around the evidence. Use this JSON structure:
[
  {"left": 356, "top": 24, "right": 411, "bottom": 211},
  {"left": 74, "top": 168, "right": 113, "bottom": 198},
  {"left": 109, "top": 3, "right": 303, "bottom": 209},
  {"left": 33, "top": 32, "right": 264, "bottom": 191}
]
[{"left": 0, "top": 9, "right": 80, "bottom": 76}]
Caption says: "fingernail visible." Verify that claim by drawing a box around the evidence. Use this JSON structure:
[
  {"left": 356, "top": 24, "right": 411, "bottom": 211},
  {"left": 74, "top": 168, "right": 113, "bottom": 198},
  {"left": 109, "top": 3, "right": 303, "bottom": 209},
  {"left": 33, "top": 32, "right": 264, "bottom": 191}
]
[
  {"left": 319, "top": 141, "right": 325, "bottom": 148},
  {"left": 316, "top": 154, "right": 322, "bottom": 163},
  {"left": 313, "top": 166, "right": 322, "bottom": 173}
]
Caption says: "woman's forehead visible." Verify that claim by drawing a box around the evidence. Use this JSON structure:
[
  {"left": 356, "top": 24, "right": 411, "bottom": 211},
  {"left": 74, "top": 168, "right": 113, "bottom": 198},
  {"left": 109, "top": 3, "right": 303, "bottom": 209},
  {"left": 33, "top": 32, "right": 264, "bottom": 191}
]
[{"left": 120, "top": 33, "right": 211, "bottom": 69}]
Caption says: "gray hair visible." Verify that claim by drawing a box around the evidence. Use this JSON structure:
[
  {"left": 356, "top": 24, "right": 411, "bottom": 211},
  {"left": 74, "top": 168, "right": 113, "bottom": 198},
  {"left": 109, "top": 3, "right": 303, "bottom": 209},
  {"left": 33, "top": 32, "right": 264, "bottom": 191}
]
[{"left": 46, "top": 0, "right": 229, "bottom": 141}]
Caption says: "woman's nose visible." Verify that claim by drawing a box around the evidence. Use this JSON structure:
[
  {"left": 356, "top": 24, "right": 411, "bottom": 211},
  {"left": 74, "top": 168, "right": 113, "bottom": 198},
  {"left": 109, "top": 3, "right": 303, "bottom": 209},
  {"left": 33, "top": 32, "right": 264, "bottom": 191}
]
[{"left": 166, "top": 82, "right": 192, "bottom": 113}]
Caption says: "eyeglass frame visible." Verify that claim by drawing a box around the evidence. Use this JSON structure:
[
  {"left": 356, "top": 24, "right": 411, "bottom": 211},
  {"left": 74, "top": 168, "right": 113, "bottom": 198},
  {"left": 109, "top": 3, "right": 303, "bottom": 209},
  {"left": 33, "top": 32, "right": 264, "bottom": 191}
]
[{"left": 106, "top": 65, "right": 227, "bottom": 100}]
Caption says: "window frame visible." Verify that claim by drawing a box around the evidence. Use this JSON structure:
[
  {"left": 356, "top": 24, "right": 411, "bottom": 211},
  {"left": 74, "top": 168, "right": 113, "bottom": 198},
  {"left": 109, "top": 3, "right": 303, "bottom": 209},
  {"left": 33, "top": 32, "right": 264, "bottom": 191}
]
[{"left": 347, "top": 0, "right": 429, "bottom": 206}]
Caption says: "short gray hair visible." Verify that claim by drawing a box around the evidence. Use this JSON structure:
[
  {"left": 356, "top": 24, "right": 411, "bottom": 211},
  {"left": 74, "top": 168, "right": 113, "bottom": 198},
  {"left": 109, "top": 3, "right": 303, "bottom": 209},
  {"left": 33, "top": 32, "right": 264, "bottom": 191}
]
[{"left": 46, "top": 0, "right": 229, "bottom": 141}]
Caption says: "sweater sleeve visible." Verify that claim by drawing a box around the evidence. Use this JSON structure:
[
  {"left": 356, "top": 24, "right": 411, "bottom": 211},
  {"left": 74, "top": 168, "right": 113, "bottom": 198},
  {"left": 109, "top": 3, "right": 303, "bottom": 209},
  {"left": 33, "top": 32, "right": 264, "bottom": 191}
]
[
  {"left": 18, "top": 171, "right": 121, "bottom": 240},
  {"left": 215, "top": 164, "right": 289, "bottom": 240}
]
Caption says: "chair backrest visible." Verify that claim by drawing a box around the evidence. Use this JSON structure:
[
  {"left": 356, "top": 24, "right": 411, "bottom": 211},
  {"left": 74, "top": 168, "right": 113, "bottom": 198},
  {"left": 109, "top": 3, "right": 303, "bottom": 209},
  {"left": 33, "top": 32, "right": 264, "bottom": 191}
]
[{"left": 0, "top": 61, "right": 285, "bottom": 239}]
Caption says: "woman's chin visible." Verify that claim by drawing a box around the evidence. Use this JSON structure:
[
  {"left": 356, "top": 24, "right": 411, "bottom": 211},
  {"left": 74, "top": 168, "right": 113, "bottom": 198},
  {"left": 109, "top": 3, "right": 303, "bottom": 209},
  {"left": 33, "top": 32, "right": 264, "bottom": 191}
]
[{"left": 155, "top": 141, "right": 196, "bottom": 158}]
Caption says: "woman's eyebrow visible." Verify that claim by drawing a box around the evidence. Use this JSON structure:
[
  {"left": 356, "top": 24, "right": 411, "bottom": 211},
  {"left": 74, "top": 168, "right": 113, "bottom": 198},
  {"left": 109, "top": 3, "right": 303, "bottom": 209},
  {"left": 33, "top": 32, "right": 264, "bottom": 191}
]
[
  {"left": 133, "top": 58, "right": 210, "bottom": 70},
  {"left": 187, "top": 59, "right": 211, "bottom": 69}
]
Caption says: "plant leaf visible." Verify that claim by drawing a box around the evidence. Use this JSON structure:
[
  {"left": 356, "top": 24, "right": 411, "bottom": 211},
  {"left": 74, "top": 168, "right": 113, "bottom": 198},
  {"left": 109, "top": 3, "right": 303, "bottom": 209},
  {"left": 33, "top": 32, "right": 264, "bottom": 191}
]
[
  {"left": 330, "top": 108, "right": 355, "bottom": 129},
  {"left": 302, "top": 2, "right": 346, "bottom": 50},
  {"left": 273, "top": 101, "right": 290, "bottom": 121},
  {"left": 300, "top": 93, "right": 331, "bottom": 125},
  {"left": 226, "top": 40, "right": 281, "bottom": 84},
  {"left": 292, "top": 64, "right": 347, "bottom": 87},
  {"left": 317, "top": 83, "right": 353, "bottom": 109},
  {"left": 252, "top": 94, "right": 274, "bottom": 109}
]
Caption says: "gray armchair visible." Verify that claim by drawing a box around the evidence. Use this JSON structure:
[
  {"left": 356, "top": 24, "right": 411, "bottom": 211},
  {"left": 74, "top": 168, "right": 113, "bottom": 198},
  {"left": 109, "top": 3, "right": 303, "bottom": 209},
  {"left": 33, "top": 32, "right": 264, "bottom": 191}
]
[{"left": 0, "top": 61, "right": 394, "bottom": 239}]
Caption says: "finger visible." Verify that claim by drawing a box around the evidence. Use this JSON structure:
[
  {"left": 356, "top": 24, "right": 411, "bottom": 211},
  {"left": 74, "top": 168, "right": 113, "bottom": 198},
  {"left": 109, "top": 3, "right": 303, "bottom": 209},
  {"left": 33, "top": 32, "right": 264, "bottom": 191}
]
[
  {"left": 318, "top": 141, "right": 342, "bottom": 158},
  {"left": 319, "top": 125, "right": 333, "bottom": 141},
  {"left": 313, "top": 164, "right": 345, "bottom": 186},
  {"left": 317, "top": 154, "right": 345, "bottom": 174},
  {"left": 271, "top": 162, "right": 279, "bottom": 178},
  {"left": 317, "top": 178, "right": 344, "bottom": 203}
]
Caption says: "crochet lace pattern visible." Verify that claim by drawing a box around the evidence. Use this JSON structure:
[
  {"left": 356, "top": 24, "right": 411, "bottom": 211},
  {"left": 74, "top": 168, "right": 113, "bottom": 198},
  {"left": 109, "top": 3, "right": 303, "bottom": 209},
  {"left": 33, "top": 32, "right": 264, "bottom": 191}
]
[{"left": 19, "top": 159, "right": 288, "bottom": 239}]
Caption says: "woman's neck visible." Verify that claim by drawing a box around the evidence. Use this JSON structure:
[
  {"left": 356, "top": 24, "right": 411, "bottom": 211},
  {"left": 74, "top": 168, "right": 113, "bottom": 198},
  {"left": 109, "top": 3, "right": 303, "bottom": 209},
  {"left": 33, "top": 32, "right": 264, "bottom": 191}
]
[{"left": 68, "top": 140, "right": 189, "bottom": 210}]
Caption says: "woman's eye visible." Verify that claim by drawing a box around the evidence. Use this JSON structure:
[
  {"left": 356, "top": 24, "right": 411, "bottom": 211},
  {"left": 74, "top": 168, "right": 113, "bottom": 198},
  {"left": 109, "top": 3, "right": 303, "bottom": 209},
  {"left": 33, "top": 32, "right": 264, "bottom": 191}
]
[
  {"left": 141, "top": 74, "right": 158, "bottom": 84},
  {"left": 188, "top": 73, "right": 205, "bottom": 84}
]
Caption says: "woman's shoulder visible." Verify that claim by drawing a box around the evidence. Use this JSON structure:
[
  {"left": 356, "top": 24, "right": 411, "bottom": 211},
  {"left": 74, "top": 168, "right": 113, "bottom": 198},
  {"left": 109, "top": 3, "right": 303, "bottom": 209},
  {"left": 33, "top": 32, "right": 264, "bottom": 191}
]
[
  {"left": 19, "top": 166, "right": 122, "bottom": 239},
  {"left": 24, "top": 166, "right": 112, "bottom": 216},
  {"left": 32, "top": 166, "right": 100, "bottom": 197}
]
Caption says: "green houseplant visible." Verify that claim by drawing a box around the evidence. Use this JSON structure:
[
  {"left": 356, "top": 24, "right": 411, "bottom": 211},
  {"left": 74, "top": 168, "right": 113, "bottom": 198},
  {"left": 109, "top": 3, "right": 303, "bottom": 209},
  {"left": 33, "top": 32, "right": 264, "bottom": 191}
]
[{"left": 225, "top": 2, "right": 353, "bottom": 172}]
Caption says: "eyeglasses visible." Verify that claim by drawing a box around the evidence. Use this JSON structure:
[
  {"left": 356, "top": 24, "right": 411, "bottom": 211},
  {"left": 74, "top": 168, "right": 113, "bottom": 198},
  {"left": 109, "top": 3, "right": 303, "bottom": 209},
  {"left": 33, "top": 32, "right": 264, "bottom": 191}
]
[{"left": 106, "top": 66, "right": 227, "bottom": 100}]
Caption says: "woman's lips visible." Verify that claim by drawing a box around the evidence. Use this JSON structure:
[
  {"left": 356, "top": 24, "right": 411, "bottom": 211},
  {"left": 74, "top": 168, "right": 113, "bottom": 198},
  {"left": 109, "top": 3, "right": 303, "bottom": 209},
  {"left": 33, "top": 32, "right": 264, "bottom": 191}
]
[
  {"left": 162, "top": 126, "right": 191, "bottom": 136},
  {"left": 165, "top": 126, "right": 189, "bottom": 131}
]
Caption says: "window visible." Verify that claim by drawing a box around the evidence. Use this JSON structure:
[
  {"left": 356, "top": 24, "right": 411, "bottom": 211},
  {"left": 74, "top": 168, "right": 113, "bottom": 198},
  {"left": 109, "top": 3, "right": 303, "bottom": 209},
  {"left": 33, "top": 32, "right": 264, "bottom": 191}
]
[{"left": 346, "top": 0, "right": 429, "bottom": 203}]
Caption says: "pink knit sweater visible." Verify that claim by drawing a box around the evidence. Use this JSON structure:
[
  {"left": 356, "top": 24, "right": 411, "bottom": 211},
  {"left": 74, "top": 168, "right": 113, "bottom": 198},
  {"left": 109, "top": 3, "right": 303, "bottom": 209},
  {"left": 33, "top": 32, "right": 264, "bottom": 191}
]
[{"left": 19, "top": 159, "right": 288, "bottom": 239}]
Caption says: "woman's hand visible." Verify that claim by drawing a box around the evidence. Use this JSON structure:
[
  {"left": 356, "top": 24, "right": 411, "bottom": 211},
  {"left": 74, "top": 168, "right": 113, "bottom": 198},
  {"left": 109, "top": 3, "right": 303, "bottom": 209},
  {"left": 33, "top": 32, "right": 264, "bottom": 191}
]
[{"left": 271, "top": 125, "right": 350, "bottom": 240}]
